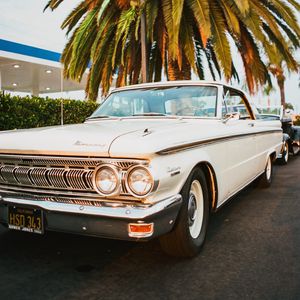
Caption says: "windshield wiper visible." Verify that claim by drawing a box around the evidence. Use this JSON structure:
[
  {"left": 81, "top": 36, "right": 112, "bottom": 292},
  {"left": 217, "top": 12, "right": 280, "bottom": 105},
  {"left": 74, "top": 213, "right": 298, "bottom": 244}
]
[
  {"left": 132, "top": 113, "right": 167, "bottom": 116},
  {"left": 85, "top": 115, "right": 111, "bottom": 120}
]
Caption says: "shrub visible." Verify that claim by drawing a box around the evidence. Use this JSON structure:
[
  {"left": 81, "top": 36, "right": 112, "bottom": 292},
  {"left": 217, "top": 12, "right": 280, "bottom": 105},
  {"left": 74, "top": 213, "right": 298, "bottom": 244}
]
[{"left": 0, "top": 92, "right": 99, "bottom": 131}]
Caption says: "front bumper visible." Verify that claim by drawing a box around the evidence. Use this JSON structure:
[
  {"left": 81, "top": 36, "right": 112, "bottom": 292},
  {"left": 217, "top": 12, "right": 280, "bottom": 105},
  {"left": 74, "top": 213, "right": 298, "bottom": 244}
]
[{"left": 0, "top": 195, "right": 182, "bottom": 241}]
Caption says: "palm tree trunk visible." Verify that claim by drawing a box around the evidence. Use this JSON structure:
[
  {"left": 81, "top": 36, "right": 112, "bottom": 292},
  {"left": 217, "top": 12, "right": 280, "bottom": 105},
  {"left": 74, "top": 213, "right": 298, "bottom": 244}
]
[{"left": 277, "top": 76, "right": 286, "bottom": 108}]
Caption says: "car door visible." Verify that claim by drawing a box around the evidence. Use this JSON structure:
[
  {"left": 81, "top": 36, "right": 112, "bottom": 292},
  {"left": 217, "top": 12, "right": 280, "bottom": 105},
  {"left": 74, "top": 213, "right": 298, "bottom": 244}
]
[{"left": 220, "top": 88, "right": 259, "bottom": 199}]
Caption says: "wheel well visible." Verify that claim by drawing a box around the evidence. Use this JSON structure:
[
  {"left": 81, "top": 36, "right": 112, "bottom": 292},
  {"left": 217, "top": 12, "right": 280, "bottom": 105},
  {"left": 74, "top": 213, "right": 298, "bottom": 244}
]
[
  {"left": 270, "top": 151, "right": 277, "bottom": 162},
  {"left": 195, "top": 162, "right": 218, "bottom": 212}
]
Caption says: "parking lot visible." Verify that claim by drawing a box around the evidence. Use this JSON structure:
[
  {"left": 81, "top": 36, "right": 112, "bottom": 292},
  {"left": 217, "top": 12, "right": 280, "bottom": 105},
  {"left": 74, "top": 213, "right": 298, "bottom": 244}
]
[{"left": 0, "top": 156, "right": 299, "bottom": 300}]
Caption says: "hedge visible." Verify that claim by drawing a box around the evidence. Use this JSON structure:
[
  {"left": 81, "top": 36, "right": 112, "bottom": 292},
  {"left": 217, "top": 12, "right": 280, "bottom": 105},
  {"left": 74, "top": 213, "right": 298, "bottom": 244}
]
[{"left": 0, "top": 92, "right": 99, "bottom": 131}]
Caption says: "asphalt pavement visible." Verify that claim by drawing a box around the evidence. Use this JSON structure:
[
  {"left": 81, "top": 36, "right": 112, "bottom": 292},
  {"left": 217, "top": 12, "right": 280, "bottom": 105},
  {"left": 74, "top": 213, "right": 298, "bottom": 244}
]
[{"left": 0, "top": 156, "right": 300, "bottom": 300}]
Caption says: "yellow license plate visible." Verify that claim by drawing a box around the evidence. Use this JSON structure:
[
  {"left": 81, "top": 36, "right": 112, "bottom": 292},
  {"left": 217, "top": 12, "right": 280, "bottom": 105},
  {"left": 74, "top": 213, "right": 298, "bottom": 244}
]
[{"left": 8, "top": 206, "right": 44, "bottom": 234}]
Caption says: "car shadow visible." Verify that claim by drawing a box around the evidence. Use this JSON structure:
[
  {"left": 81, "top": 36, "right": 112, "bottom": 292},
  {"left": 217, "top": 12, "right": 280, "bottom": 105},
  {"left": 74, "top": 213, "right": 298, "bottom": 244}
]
[{"left": 0, "top": 163, "right": 284, "bottom": 267}]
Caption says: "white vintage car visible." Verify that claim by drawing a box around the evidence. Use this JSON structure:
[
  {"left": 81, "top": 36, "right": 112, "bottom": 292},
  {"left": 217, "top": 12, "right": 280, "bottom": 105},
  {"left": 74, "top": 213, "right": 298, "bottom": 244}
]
[{"left": 0, "top": 81, "right": 282, "bottom": 257}]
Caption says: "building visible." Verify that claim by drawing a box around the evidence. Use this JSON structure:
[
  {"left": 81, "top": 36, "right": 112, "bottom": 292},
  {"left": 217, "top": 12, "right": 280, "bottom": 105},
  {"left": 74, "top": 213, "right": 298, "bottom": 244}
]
[{"left": 0, "top": 38, "right": 87, "bottom": 98}]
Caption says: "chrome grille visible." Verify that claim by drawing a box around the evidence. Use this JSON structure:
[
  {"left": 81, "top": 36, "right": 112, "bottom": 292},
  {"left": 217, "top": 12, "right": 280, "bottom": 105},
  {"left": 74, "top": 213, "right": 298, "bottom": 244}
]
[
  {"left": 0, "top": 166, "right": 94, "bottom": 191},
  {"left": 48, "top": 198, "right": 103, "bottom": 207},
  {"left": 14, "top": 167, "right": 33, "bottom": 185},
  {"left": 0, "top": 154, "right": 148, "bottom": 198},
  {"left": 1, "top": 166, "right": 18, "bottom": 183},
  {"left": 67, "top": 169, "right": 91, "bottom": 190},
  {"left": 30, "top": 168, "right": 50, "bottom": 187}
]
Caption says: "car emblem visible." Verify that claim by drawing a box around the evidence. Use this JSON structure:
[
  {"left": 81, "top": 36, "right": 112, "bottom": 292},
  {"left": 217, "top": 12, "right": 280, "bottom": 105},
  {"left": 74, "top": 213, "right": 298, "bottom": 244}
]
[{"left": 74, "top": 140, "right": 106, "bottom": 147}]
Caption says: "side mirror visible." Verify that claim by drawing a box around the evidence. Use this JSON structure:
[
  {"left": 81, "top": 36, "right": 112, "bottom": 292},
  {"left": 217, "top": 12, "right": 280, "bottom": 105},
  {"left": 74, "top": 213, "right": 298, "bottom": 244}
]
[{"left": 222, "top": 112, "right": 240, "bottom": 124}]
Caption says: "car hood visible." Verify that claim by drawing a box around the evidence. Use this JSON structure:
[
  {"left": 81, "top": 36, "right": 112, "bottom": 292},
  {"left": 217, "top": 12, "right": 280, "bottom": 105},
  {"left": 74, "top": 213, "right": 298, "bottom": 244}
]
[
  {"left": 0, "top": 118, "right": 279, "bottom": 158},
  {"left": 0, "top": 118, "right": 195, "bottom": 157}
]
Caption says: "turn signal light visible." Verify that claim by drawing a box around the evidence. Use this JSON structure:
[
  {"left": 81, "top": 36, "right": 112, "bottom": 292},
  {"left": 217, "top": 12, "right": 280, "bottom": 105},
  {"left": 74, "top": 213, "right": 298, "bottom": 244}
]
[{"left": 128, "top": 223, "right": 154, "bottom": 238}]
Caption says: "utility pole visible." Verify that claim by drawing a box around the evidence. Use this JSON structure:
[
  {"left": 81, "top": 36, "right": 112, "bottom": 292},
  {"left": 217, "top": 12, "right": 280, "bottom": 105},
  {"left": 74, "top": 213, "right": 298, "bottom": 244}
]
[
  {"left": 140, "top": 0, "right": 148, "bottom": 83},
  {"left": 60, "top": 67, "right": 64, "bottom": 125}
]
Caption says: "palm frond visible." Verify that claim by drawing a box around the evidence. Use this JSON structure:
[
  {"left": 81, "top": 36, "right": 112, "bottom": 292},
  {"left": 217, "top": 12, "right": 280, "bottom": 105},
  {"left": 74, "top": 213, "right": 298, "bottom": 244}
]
[
  {"left": 145, "top": 0, "right": 159, "bottom": 40},
  {"left": 61, "top": 1, "right": 87, "bottom": 34},
  {"left": 180, "top": 13, "right": 196, "bottom": 72},
  {"left": 264, "top": 0, "right": 300, "bottom": 38},
  {"left": 219, "top": 0, "right": 240, "bottom": 36},
  {"left": 237, "top": 24, "right": 268, "bottom": 93},
  {"left": 68, "top": 8, "right": 98, "bottom": 79},
  {"left": 263, "top": 23, "right": 298, "bottom": 72},
  {"left": 210, "top": 1, "right": 232, "bottom": 80},
  {"left": 233, "top": 0, "right": 250, "bottom": 16},
  {"left": 194, "top": 40, "right": 205, "bottom": 80},
  {"left": 275, "top": 18, "right": 300, "bottom": 48},
  {"left": 43, "top": 0, "right": 64, "bottom": 12},
  {"left": 186, "top": 0, "right": 211, "bottom": 46},
  {"left": 111, "top": 7, "right": 138, "bottom": 67}
]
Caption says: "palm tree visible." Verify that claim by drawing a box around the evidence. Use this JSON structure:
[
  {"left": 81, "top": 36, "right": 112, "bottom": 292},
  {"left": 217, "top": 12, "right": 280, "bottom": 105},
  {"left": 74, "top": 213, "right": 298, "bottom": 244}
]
[
  {"left": 267, "top": 44, "right": 298, "bottom": 107},
  {"left": 45, "top": 0, "right": 300, "bottom": 100},
  {"left": 268, "top": 63, "right": 286, "bottom": 107}
]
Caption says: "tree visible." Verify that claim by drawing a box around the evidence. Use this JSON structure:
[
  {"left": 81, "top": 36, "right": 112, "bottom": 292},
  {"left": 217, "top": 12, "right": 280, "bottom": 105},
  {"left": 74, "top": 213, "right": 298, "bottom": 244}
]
[
  {"left": 45, "top": 0, "right": 300, "bottom": 100},
  {"left": 267, "top": 45, "right": 289, "bottom": 107},
  {"left": 285, "top": 102, "right": 294, "bottom": 110}
]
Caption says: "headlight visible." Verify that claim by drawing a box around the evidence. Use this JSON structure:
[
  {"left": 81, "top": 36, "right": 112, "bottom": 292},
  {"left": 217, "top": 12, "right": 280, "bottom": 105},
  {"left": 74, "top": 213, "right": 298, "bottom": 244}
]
[
  {"left": 93, "top": 164, "right": 120, "bottom": 196},
  {"left": 126, "top": 166, "right": 154, "bottom": 197}
]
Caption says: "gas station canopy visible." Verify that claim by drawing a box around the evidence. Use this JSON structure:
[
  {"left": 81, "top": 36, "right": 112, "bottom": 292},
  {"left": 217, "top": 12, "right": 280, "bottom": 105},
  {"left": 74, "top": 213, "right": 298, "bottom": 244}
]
[{"left": 0, "top": 39, "right": 87, "bottom": 96}]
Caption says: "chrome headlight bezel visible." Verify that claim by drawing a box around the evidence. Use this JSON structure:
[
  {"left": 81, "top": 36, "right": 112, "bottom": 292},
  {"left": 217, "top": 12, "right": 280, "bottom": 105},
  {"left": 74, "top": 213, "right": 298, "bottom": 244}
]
[
  {"left": 93, "top": 164, "right": 121, "bottom": 196},
  {"left": 125, "top": 165, "right": 154, "bottom": 198}
]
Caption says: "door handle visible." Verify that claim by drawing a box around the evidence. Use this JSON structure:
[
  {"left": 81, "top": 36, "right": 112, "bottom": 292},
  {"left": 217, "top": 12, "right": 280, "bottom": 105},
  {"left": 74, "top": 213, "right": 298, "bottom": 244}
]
[{"left": 248, "top": 123, "right": 255, "bottom": 127}]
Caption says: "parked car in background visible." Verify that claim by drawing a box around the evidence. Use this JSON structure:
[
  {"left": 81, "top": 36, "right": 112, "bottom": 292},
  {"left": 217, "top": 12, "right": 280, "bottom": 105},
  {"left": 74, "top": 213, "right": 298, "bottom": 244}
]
[
  {"left": 257, "top": 106, "right": 300, "bottom": 164},
  {"left": 0, "top": 81, "right": 282, "bottom": 257}
]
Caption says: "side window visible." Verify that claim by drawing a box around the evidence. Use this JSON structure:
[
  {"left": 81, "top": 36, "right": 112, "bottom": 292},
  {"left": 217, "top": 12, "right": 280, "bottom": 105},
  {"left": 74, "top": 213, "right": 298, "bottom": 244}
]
[{"left": 223, "top": 88, "right": 250, "bottom": 119}]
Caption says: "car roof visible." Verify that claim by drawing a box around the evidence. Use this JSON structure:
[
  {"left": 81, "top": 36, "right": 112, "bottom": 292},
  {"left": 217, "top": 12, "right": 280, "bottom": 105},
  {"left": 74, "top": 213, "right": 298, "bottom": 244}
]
[{"left": 111, "top": 80, "right": 241, "bottom": 93}]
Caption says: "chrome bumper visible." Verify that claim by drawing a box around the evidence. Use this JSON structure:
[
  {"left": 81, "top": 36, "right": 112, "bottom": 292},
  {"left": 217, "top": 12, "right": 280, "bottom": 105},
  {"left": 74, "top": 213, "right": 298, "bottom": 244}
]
[{"left": 0, "top": 194, "right": 182, "bottom": 240}]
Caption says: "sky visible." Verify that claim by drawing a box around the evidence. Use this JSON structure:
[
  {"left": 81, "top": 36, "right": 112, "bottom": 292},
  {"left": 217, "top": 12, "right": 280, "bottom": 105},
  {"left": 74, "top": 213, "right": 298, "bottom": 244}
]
[{"left": 0, "top": 0, "right": 300, "bottom": 111}]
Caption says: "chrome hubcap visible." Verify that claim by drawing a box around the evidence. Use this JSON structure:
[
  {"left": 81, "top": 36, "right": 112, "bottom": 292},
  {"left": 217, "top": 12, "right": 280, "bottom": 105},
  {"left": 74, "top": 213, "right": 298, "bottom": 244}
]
[
  {"left": 188, "top": 193, "right": 197, "bottom": 226},
  {"left": 188, "top": 180, "right": 204, "bottom": 239},
  {"left": 284, "top": 143, "right": 289, "bottom": 162},
  {"left": 266, "top": 157, "right": 271, "bottom": 180}
]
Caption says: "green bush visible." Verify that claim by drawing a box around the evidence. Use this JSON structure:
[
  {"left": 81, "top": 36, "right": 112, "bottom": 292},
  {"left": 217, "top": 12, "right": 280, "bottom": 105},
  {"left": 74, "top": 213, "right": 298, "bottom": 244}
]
[{"left": 0, "top": 92, "right": 99, "bottom": 131}]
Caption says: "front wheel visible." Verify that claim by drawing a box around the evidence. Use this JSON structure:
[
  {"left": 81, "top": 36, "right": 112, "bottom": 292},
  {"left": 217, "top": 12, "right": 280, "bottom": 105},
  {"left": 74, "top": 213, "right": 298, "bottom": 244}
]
[
  {"left": 159, "top": 168, "right": 210, "bottom": 257},
  {"left": 278, "top": 141, "right": 289, "bottom": 165},
  {"left": 258, "top": 155, "right": 273, "bottom": 188}
]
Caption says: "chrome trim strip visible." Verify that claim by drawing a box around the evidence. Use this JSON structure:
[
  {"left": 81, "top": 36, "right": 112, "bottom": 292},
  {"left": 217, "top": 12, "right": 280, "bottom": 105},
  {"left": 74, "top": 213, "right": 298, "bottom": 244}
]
[
  {"left": 0, "top": 194, "right": 182, "bottom": 219},
  {"left": 156, "top": 130, "right": 282, "bottom": 155},
  {"left": 0, "top": 154, "right": 148, "bottom": 167},
  {"left": 0, "top": 185, "right": 134, "bottom": 200},
  {"left": 0, "top": 185, "right": 97, "bottom": 197}
]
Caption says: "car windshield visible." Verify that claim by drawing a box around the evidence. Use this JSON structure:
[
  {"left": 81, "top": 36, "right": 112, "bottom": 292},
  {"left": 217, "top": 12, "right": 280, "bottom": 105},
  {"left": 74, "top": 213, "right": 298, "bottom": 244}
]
[
  {"left": 257, "top": 107, "right": 281, "bottom": 116},
  {"left": 89, "top": 86, "right": 218, "bottom": 118}
]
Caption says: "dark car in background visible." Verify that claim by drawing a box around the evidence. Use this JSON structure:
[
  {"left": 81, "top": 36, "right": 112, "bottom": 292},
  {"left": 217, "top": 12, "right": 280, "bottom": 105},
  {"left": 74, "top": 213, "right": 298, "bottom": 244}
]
[{"left": 257, "top": 106, "right": 300, "bottom": 164}]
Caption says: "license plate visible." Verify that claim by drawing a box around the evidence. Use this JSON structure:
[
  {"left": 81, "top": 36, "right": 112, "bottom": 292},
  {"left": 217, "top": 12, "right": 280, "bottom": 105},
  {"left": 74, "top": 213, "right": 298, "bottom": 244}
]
[{"left": 8, "top": 206, "right": 44, "bottom": 234}]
